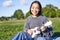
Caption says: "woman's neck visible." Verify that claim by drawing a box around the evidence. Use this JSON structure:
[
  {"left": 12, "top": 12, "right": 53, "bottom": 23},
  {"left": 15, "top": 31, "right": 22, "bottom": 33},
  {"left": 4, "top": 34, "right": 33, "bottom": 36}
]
[{"left": 32, "top": 15, "right": 38, "bottom": 18}]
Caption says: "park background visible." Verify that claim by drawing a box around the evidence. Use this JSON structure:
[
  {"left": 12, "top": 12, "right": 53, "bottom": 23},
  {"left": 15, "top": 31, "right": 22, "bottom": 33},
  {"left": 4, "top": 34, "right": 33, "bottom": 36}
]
[{"left": 0, "top": 0, "right": 60, "bottom": 40}]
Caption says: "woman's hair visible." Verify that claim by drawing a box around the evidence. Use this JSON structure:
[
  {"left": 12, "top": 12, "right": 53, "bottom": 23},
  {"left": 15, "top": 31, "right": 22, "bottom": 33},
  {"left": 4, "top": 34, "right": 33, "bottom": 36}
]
[{"left": 30, "top": 1, "right": 42, "bottom": 16}]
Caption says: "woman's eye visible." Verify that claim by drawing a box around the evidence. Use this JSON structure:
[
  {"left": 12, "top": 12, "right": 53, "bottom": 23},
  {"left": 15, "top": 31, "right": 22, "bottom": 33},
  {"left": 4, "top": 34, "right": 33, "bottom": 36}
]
[
  {"left": 31, "top": 6, "right": 39, "bottom": 10},
  {"left": 36, "top": 7, "right": 39, "bottom": 9},
  {"left": 32, "top": 7, "right": 34, "bottom": 9}
]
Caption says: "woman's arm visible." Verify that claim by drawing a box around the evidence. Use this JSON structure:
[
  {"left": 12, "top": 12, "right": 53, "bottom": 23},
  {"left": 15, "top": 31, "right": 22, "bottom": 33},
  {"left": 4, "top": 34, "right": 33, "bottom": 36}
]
[
  {"left": 24, "top": 18, "right": 30, "bottom": 32},
  {"left": 43, "top": 16, "right": 54, "bottom": 37},
  {"left": 24, "top": 18, "right": 33, "bottom": 35}
]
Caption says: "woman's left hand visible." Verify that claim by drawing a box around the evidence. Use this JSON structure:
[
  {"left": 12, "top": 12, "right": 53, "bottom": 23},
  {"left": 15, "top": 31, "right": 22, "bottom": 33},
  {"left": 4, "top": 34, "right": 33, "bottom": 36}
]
[{"left": 40, "top": 26, "right": 46, "bottom": 32}]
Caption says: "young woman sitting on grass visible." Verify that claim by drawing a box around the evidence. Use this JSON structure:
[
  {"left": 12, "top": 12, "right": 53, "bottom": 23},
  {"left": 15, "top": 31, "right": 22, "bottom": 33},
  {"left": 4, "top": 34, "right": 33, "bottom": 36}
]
[{"left": 12, "top": 1, "right": 60, "bottom": 40}]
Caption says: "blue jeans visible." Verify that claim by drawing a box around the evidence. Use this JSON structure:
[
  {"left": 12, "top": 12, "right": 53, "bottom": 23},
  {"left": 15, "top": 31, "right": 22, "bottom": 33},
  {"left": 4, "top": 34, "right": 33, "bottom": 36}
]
[
  {"left": 12, "top": 32, "right": 60, "bottom": 40},
  {"left": 12, "top": 32, "right": 34, "bottom": 40},
  {"left": 37, "top": 37, "right": 60, "bottom": 40},
  {"left": 37, "top": 37, "right": 46, "bottom": 40}
]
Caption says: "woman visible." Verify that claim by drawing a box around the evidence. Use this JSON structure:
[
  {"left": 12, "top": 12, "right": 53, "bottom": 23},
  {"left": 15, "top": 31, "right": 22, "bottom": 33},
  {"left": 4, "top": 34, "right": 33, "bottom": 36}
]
[
  {"left": 12, "top": 1, "right": 60, "bottom": 40},
  {"left": 24, "top": 1, "right": 60, "bottom": 40}
]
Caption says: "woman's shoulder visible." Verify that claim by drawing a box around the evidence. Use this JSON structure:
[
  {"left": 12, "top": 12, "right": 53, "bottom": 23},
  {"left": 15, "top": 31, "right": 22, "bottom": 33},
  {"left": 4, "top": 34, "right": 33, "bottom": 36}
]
[
  {"left": 27, "top": 15, "right": 32, "bottom": 19},
  {"left": 39, "top": 15, "right": 47, "bottom": 19},
  {"left": 43, "top": 16, "right": 48, "bottom": 19},
  {"left": 39, "top": 15, "right": 48, "bottom": 22},
  {"left": 26, "top": 15, "right": 32, "bottom": 22}
]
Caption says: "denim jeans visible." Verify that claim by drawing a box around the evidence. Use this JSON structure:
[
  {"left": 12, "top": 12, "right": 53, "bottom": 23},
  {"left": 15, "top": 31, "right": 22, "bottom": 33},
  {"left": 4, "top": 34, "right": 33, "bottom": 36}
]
[
  {"left": 12, "top": 32, "right": 34, "bottom": 40},
  {"left": 12, "top": 32, "right": 60, "bottom": 40},
  {"left": 37, "top": 37, "right": 60, "bottom": 40},
  {"left": 37, "top": 37, "right": 46, "bottom": 40}
]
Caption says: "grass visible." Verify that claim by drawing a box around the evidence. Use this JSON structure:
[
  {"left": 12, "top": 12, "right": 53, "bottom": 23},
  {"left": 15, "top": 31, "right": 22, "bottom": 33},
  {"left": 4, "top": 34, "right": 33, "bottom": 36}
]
[
  {"left": 0, "top": 20, "right": 25, "bottom": 40},
  {"left": 49, "top": 18, "right": 60, "bottom": 37},
  {"left": 0, "top": 18, "right": 60, "bottom": 40}
]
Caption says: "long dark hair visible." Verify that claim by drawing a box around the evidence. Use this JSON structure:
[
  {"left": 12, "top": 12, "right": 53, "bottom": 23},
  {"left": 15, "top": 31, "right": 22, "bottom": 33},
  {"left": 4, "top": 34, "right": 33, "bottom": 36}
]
[{"left": 30, "top": 1, "right": 42, "bottom": 16}]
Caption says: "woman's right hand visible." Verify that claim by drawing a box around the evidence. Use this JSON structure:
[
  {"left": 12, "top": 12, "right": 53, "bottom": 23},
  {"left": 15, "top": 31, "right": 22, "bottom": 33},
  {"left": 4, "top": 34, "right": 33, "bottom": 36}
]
[{"left": 27, "top": 29, "right": 33, "bottom": 35}]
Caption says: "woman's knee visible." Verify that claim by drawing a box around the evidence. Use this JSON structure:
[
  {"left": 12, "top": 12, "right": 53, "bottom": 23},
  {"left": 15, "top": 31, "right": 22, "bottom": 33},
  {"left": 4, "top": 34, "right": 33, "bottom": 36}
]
[
  {"left": 37, "top": 37, "right": 46, "bottom": 40},
  {"left": 55, "top": 37, "right": 60, "bottom": 40}
]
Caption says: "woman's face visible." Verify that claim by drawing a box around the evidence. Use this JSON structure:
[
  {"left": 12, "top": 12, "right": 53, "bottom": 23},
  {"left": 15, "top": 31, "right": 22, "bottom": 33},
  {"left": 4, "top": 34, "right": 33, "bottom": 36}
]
[{"left": 31, "top": 3, "right": 40, "bottom": 16}]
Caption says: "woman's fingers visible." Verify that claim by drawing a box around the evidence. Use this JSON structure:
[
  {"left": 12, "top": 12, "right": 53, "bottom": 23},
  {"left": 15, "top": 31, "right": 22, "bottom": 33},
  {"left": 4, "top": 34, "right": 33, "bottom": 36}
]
[
  {"left": 27, "top": 29, "right": 33, "bottom": 35},
  {"left": 40, "top": 26, "right": 46, "bottom": 31}
]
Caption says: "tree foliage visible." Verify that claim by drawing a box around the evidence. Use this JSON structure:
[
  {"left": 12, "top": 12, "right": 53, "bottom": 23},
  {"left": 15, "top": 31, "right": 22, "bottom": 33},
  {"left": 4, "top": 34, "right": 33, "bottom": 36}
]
[
  {"left": 42, "top": 4, "right": 59, "bottom": 18},
  {"left": 12, "top": 9, "right": 24, "bottom": 19},
  {"left": 56, "top": 9, "right": 60, "bottom": 17},
  {"left": 25, "top": 11, "right": 31, "bottom": 18}
]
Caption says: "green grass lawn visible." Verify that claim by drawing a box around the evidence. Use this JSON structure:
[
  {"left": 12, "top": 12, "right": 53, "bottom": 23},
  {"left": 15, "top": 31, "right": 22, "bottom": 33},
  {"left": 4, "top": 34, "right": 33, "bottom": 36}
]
[{"left": 0, "top": 18, "right": 60, "bottom": 40}]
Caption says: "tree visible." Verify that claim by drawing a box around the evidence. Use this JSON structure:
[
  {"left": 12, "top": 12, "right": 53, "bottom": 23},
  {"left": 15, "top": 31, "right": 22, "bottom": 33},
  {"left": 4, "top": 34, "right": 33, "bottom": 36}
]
[
  {"left": 56, "top": 9, "right": 60, "bottom": 17},
  {"left": 25, "top": 11, "right": 31, "bottom": 18},
  {"left": 12, "top": 9, "right": 24, "bottom": 19},
  {"left": 42, "top": 4, "right": 57, "bottom": 18},
  {"left": 0, "top": 16, "right": 9, "bottom": 21}
]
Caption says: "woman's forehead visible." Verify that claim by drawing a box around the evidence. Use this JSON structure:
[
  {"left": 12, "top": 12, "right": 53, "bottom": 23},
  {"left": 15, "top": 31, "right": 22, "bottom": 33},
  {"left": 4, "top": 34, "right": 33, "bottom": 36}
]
[{"left": 31, "top": 3, "right": 39, "bottom": 7}]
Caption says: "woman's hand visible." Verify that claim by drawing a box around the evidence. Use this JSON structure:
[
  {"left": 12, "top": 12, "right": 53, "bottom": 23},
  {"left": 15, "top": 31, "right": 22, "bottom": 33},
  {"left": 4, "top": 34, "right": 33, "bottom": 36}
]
[
  {"left": 27, "top": 29, "right": 33, "bottom": 35},
  {"left": 40, "top": 26, "right": 46, "bottom": 32}
]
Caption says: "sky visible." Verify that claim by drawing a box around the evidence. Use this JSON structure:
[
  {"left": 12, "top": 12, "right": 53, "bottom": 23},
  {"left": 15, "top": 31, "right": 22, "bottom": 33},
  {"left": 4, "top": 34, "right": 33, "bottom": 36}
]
[{"left": 0, "top": 0, "right": 60, "bottom": 17}]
